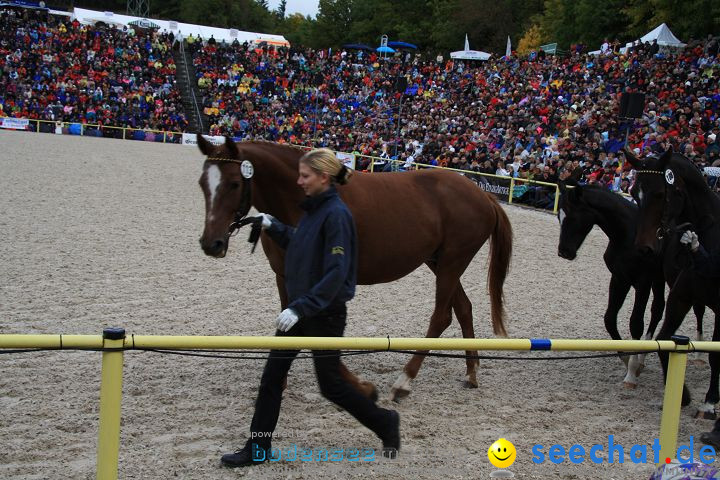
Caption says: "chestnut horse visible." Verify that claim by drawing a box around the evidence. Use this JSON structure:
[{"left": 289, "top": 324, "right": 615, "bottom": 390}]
[{"left": 197, "top": 136, "right": 512, "bottom": 401}]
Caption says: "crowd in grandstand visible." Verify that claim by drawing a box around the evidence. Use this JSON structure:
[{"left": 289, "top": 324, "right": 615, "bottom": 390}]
[
  {"left": 191, "top": 31, "right": 719, "bottom": 206},
  {"left": 0, "top": 7, "right": 188, "bottom": 136},
  {"left": 2, "top": 6, "right": 719, "bottom": 207}
]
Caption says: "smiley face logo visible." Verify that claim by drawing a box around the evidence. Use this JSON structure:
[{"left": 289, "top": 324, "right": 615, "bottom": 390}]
[{"left": 488, "top": 438, "right": 516, "bottom": 468}]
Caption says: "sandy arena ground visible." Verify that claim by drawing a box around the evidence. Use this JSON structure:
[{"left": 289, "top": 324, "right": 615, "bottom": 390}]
[{"left": 0, "top": 129, "right": 717, "bottom": 479}]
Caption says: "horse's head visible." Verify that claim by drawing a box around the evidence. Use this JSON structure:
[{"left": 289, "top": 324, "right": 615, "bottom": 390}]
[
  {"left": 557, "top": 181, "right": 596, "bottom": 261},
  {"left": 197, "top": 134, "right": 252, "bottom": 258},
  {"left": 627, "top": 147, "right": 686, "bottom": 255}
]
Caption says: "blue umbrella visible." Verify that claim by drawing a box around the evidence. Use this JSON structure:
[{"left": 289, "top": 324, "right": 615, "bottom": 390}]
[
  {"left": 343, "top": 43, "right": 373, "bottom": 51},
  {"left": 376, "top": 46, "right": 395, "bottom": 53},
  {"left": 387, "top": 41, "right": 418, "bottom": 50}
]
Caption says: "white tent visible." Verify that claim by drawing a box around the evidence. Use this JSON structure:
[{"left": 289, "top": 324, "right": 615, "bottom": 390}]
[
  {"left": 590, "top": 23, "right": 686, "bottom": 56},
  {"left": 638, "top": 23, "right": 685, "bottom": 47},
  {"left": 450, "top": 34, "right": 491, "bottom": 61},
  {"left": 71, "top": 8, "right": 289, "bottom": 47},
  {"left": 618, "top": 23, "right": 685, "bottom": 53}
]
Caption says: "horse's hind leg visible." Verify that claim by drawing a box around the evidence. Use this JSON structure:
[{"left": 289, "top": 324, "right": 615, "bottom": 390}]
[
  {"left": 338, "top": 362, "right": 378, "bottom": 402},
  {"left": 453, "top": 283, "right": 479, "bottom": 388},
  {"left": 604, "top": 276, "right": 631, "bottom": 370},
  {"left": 391, "top": 260, "right": 463, "bottom": 402},
  {"left": 696, "top": 302, "right": 720, "bottom": 420}
]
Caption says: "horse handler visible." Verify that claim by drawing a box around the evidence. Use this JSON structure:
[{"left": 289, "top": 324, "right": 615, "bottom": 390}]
[{"left": 220, "top": 148, "right": 400, "bottom": 467}]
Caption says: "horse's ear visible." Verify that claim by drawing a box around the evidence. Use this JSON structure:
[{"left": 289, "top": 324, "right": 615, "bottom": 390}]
[
  {"left": 225, "top": 136, "right": 240, "bottom": 159},
  {"left": 571, "top": 167, "right": 582, "bottom": 182},
  {"left": 558, "top": 179, "right": 567, "bottom": 193},
  {"left": 567, "top": 184, "right": 583, "bottom": 203},
  {"left": 624, "top": 146, "right": 641, "bottom": 168},
  {"left": 658, "top": 148, "right": 673, "bottom": 169},
  {"left": 197, "top": 133, "right": 214, "bottom": 156}
]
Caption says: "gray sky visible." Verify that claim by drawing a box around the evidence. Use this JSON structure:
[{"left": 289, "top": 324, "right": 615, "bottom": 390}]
[{"left": 267, "top": 0, "right": 319, "bottom": 18}]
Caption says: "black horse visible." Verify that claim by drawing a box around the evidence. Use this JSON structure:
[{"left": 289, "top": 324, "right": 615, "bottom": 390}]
[
  {"left": 557, "top": 181, "right": 707, "bottom": 385},
  {"left": 558, "top": 182, "right": 667, "bottom": 387},
  {"left": 627, "top": 148, "right": 720, "bottom": 417}
]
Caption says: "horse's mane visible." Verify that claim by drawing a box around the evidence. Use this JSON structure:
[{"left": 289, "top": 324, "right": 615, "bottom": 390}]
[
  {"left": 576, "top": 184, "right": 637, "bottom": 214},
  {"left": 237, "top": 141, "right": 306, "bottom": 171},
  {"left": 243, "top": 140, "right": 307, "bottom": 154},
  {"left": 668, "top": 152, "right": 713, "bottom": 192}
]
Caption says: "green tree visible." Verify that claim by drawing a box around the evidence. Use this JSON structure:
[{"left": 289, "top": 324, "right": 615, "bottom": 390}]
[
  {"left": 178, "top": 0, "right": 275, "bottom": 32},
  {"left": 276, "top": 0, "right": 287, "bottom": 19},
  {"left": 311, "top": 0, "right": 354, "bottom": 47},
  {"left": 283, "top": 13, "right": 315, "bottom": 46}
]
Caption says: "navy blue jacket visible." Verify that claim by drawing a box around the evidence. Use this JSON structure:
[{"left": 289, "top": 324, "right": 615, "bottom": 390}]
[
  {"left": 692, "top": 242, "right": 720, "bottom": 279},
  {"left": 266, "top": 186, "right": 357, "bottom": 318}
]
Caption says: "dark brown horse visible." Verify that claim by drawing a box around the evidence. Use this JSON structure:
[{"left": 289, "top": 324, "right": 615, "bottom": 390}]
[
  {"left": 197, "top": 136, "right": 512, "bottom": 401},
  {"left": 627, "top": 148, "right": 720, "bottom": 417}
]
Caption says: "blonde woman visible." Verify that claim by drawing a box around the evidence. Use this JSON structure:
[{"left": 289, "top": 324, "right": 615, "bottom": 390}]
[{"left": 221, "top": 148, "right": 400, "bottom": 467}]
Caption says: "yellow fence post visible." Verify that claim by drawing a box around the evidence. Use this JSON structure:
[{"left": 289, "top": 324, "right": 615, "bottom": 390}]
[
  {"left": 553, "top": 185, "right": 561, "bottom": 214},
  {"left": 508, "top": 178, "right": 515, "bottom": 205},
  {"left": 96, "top": 328, "right": 126, "bottom": 480},
  {"left": 658, "top": 335, "right": 690, "bottom": 464}
]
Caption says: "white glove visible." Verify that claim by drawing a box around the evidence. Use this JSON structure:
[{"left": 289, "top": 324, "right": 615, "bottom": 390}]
[
  {"left": 276, "top": 308, "right": 299, "bottom": 332},
  {"left": 257, "top": 213, "right": 274, "bottom": 229},
  {"left": 680, "top": 230, "right": 699, "bottom": 252}
]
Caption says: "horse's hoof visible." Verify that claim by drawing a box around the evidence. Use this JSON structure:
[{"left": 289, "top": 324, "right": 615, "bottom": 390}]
[
  {"left": 695, "top": 410, "right": 717, "bottom": 420},
  {"left": 682, "top": 388, "right": 692, "bottom": 407},
  {"left": 390, "top": 372, "right": 412, "bottom": 402},
  {"left": 464, "top": 373, "right": 479, "bottom": 389},
  {"left": 359, "top": 381, "right": 379, "bottom": 403},
  {"left": 390, "top": 387, "right": 410, "bottom": 403},
  {"left": 370, "top": 387, "right": 379, "bottom": 403},
  {"left": 623, "top": 381, "right": 638, "bottom": 390}
]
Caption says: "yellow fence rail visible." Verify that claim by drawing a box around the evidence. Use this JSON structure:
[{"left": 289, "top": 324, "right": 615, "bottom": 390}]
[
  {"left": 0, "top": 117, "right": 637, "bottom": 213},
  {"left": 1, "top": 330, "right": 718, "bottom": 478},
  {"left": 0, "top": 116, "right": 184, "bottom": 143}
]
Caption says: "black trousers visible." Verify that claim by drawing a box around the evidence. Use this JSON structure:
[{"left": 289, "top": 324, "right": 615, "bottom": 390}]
[{"left": 244, "top": 305, "right": 393, "bottom": 450}]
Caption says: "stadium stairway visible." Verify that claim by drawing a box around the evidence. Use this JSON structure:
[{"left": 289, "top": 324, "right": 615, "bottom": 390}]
[{"left": 173, "top": 43, "right": 208, "bottom": 134}]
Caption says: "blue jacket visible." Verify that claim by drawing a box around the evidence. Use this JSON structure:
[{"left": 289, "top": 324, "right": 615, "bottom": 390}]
[
  {"left": 692, "top": 242, "right": 720, "bottom": 279},
  {"left": 266, "top": 186, "right": 357, "bottom": 318}
]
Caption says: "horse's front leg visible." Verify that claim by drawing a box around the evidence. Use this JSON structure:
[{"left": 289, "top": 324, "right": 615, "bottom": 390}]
[
  {"left": 624, "top": 280, "right": 651, "bottom": 388},
  {"left": 639, "top": 276, "right": 666, "bottom": 372},
  {"left": 603, "top": 276, "right": 634, "bottom": 383},
  {"left": 656, "top": 282, "right": 694, "bottom": 408}
]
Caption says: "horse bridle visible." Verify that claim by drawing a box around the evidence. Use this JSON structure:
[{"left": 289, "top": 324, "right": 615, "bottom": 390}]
[
  {"left": 204, "top": 156, "right": 253, "bottom": 236},
  {"left": 634, "top": 168, "right": 691, "bottom": 240}
]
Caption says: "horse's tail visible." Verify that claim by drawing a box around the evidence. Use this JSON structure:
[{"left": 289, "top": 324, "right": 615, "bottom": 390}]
[{"left": 488, "top": 199, "right": 512, "bottom": 337}]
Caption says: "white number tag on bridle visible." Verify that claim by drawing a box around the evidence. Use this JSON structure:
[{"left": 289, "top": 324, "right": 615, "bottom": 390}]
[
  {"left": 665, "top": 169, "right": 674, "bottom": 185},
  {"left": 241, "top": 160, "right": 254, "bottom": 179}
]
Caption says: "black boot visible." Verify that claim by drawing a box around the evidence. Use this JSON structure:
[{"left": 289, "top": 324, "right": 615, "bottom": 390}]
[
  {"left": 700, "top": 419, "right": 720, "bottom": 449},
  {"left": 220, "top": 443, "right": 269, "bottom": 468},
  {"left": 381, "top": 410, "right": 400, "bottom": 459}
]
